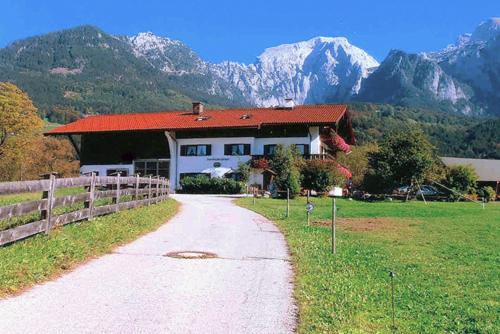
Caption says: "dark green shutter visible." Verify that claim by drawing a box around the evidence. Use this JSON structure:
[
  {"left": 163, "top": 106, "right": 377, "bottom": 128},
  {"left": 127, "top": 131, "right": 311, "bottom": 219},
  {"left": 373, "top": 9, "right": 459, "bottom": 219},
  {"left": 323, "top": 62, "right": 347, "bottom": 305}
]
[
  {"left": 180, "top": 145, "right": 187, "bottom": 156},
  {"left": 244, "top": 144, "right": 251, "bottom": 155},
  {"left": 206, "top": 145, "right": 212, "bottom": 156}
]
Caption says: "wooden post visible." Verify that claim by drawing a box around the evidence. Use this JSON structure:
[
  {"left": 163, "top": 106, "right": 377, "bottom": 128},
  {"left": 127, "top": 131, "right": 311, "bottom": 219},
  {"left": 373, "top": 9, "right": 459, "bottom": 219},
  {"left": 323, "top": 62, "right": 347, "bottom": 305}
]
[
  {"left": 41, "top": 173, "right": 57, "bottom": 234},
  {"left": 85, "top": 172, "right": 96, "bottom": 220},
  {"left": 134, "top": 174, "right": 140, "bottom": 201},
  {"left": 155, "top": 176, "right": 160, "bottom": 203},
  {"left": 332, "top": 197, "right": 337, "bottom": 254},
  {"left": 112, "top": 173, "right": 121, "bottom": 206},
  {"left": 148, "top": 175, "right": 152, "bottom": 205}
]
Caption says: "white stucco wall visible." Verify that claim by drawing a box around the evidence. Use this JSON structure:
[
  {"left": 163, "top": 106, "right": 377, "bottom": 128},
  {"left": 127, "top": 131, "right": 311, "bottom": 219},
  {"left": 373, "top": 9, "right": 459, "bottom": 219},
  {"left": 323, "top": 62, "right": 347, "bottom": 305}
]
[
  {"left": 309, "top": 126, "right": 321, "bottom": 154},
  {"left": 175, "top": 137, "right": 254, "bottom": 188},
  {"left": 80, "top": 164, "right": 134, "bottom": 176},
  {"left": 80, "top": 126, "right": 319, "bottom": 192}
]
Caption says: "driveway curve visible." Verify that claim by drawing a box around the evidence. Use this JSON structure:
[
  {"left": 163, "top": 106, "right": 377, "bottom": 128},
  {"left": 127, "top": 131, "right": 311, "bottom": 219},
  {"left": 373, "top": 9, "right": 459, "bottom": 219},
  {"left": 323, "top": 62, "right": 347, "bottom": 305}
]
[{"left": 0, "top": 194, "right": 296, "bottom": 334}]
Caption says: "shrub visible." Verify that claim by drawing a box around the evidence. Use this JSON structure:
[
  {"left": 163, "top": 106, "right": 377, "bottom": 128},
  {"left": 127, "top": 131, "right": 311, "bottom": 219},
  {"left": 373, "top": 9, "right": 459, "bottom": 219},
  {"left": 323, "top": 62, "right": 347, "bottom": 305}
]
[
  {"left": 236, "top": 162, "right": 250, "bottom": 183},
  {"left": 179, "top": 175, "right": 244, "bottom": 194},
  {"left": 300, "top": 160, "right": 344, "bottom": 193},
  {"left": 251, "top": 158, "right": 269, "bottom": 169},
  {"left": 269, "top": 144, "right": 300, "bottom": 198},
  {"left": 445, "top": 165, "right": 477, "bottom": 197},
  {"left": 478, "top": 186, "right": 496, "bottom": 202}
]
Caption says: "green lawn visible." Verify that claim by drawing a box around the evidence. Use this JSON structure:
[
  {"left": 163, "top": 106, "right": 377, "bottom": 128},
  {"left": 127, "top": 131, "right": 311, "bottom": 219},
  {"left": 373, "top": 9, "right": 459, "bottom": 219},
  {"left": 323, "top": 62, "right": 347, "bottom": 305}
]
[
  {"left": 237, "top": 197, "right": 500, "bottom": 333},
  {"left": 0, "top": 198, "right": 178, "bottom": 297}
]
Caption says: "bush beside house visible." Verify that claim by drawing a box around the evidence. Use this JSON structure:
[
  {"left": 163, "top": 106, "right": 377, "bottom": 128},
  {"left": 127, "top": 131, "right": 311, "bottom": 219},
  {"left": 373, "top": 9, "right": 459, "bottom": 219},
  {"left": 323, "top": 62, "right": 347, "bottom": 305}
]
[{"left": 179, "top": 175, "right": 244, "bottom": 194}]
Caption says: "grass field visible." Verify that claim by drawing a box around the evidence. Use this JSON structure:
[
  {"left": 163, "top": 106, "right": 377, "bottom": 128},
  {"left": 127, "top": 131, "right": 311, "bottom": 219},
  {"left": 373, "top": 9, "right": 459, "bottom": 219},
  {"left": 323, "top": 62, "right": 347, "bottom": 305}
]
[
  {"left": 237, "top": 197, "right": 499, "bottom": 333},
  {"left": 0, "top": 197, "right": 178, "bottom": 297}
]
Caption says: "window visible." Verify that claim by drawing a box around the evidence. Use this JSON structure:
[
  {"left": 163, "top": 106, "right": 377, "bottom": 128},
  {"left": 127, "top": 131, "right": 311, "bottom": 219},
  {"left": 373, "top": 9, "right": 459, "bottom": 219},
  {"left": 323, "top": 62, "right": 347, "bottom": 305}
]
[
  {"left": 134, "top": 159, "right": 170, "bottom": 177},
  {"left": 263, "top": 144, "right": 277, "bottom": 156},
  {"left": 180, "top": 144, "right": 212, "bottom": 156},
  {"left": 294, "top": 144, "right": 310, "bottom": 155},
  {"left": 224, "top": 144, "right": 250, "bottom": 156}
]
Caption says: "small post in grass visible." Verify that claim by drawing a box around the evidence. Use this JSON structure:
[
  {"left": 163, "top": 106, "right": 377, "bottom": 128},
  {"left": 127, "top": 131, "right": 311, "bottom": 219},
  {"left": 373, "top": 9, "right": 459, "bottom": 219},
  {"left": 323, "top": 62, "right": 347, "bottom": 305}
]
[
  {"left": 328, "top": 186, "right": 342, "bottom": 254},
  {"left": 389, "top": 271, "right": 397, "bottom": 333},
  {"left": 286, "top": 188, "right": 290, "bottom": 218},
  {"left": 253, "top": 188, "right": 256, "bottom": 205}
]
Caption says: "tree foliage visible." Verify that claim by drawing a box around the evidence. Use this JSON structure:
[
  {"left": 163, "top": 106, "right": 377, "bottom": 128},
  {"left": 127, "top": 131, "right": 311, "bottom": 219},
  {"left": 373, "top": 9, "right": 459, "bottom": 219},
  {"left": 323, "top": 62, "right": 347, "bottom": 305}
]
[
  {"left": 336, "top": 143, "right": 378, "bottom": 188},
  {"left": 300, "top": 160, "right": 344, "bottom": 193},
  {"left": 0, "top": 82, "right": 43, "bottom": 155},
  {"left": 269, "top": 144, "right": 301, "bottom": 198},
  {"left": 365, "top": 129, "right": 436, "bottom": 193},
  {"left": 0, "top": 82, "right": 79, "bottom": 181}
]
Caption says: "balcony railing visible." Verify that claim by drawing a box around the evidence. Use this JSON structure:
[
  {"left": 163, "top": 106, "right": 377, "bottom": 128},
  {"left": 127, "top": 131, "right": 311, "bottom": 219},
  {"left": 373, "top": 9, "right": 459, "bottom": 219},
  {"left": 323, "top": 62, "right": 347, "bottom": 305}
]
[{"left": 251, "top": 154, "right": 333, "bottom": 164}]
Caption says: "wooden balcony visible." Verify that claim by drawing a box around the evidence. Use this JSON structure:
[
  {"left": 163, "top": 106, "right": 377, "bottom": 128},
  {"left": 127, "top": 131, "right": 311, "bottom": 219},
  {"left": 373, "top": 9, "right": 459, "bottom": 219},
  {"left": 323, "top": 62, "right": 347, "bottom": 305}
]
[{"left": 251, "top": 154, "right": 334, "bottom": 161}]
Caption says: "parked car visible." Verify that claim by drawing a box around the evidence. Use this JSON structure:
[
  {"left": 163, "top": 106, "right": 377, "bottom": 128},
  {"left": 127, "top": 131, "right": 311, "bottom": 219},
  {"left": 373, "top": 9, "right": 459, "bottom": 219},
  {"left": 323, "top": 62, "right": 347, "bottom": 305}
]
[
  {"left": 393, "top": 184, "right": 443, "bottom": 197},
  {"left": 415, "top": 185, "right": 441, "bottom": 197}
]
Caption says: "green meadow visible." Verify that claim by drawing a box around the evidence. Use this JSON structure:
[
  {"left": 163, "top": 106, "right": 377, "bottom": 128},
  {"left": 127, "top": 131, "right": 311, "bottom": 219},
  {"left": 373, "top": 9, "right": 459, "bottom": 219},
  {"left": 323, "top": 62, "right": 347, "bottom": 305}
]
[{"left": 237, "top": 197, "right": 499, "bottom": 333}]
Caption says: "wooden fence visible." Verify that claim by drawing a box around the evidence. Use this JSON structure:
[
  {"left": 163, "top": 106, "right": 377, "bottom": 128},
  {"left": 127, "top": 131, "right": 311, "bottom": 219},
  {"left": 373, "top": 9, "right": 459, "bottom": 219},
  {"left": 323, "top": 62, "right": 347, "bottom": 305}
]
[{"left": 0, "top": 173, "right": 169, "bottom": 246}]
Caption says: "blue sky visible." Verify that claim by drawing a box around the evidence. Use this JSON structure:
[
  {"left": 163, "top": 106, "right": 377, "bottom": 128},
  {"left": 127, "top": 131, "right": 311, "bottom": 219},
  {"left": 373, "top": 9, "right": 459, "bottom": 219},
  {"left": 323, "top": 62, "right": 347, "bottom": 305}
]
[{"left": 0, "top": 0, "right": 497, "bottom": 63}]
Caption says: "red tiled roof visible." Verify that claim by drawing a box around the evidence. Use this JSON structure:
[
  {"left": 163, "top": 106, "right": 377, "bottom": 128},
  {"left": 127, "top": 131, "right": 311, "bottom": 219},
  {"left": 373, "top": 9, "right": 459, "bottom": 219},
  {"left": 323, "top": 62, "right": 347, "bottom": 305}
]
[{"left": 46, "top": 104, "right": 348, "bottom": 135}]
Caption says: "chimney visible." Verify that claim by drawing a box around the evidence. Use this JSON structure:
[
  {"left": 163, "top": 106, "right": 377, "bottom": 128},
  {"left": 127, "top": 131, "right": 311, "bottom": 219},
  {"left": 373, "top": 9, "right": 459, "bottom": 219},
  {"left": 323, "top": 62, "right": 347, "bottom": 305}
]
[
  {"left": 283, "top": 98, "right": 295, "bottom": 109},
  {"left": 192, "top": 102, "right": 204, "bottom": 115}
]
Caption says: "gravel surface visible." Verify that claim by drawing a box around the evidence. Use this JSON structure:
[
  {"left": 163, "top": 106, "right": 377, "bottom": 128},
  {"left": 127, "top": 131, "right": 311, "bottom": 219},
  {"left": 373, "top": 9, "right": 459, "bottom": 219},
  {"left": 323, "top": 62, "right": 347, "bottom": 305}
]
[{"left": 0, "top": 195, "right": 296, "bottom": 334}]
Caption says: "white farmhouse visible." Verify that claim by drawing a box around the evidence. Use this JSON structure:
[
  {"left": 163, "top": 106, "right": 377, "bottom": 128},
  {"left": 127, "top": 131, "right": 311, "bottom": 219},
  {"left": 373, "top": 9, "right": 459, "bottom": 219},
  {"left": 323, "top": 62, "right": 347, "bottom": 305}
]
[{"left": 47, "top": 103, "right": 354, "bottom": 192}]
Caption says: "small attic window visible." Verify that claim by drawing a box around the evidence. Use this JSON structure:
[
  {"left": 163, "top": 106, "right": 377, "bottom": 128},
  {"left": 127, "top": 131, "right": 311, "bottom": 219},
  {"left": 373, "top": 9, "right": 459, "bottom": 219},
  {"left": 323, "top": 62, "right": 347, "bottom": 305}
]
[
  {"left": 196, "top": 115, "right": 210, "bottom": 121},
  {"left": 240, "top": 113, "right": 252, "bottom": 120}
]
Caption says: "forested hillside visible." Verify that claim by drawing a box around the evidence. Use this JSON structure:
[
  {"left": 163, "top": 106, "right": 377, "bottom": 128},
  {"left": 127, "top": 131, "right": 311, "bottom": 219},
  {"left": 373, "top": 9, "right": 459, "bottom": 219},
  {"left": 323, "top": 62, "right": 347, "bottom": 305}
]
[
  {"left": 0, "top": 26, "right": 245, "bottom": 123},
  {"left": 350, "top": 103, "right": 499, "bottom": 159}
]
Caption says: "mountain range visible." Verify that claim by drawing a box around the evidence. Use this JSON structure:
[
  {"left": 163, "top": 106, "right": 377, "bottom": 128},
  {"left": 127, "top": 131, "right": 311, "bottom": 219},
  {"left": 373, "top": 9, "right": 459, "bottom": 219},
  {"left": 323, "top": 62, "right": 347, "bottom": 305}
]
[{"left": 0, "top": 18, "right": 498, "bottom": 122}]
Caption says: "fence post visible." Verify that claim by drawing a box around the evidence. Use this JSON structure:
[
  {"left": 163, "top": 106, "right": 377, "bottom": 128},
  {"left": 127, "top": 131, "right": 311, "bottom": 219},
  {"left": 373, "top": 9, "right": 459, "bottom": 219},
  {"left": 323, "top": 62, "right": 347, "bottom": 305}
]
[
  {"left": 112, "top": 173, "right": 121, "bottom": 208},
  {"left": 135, "top": 174, "right": 140, "bottom": 201},
  {"left": 148, "top": 175, "right": 152, "bottom": 205},
  {"left": 41, "top": 173, "right": 57, "bottom": 234},
  {"left": 156, "top": 176, "right": 160, "bottom": 203},
  {"left": 85, "top": 172, "right": 96, "bottom": 220}
]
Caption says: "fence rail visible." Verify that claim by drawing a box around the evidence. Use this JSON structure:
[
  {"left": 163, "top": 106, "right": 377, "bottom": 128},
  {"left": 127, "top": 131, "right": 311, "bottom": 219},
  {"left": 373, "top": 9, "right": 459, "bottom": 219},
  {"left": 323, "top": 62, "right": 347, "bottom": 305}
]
[{"left": 0, "top": 173, "right": 169, "bottom": 246}]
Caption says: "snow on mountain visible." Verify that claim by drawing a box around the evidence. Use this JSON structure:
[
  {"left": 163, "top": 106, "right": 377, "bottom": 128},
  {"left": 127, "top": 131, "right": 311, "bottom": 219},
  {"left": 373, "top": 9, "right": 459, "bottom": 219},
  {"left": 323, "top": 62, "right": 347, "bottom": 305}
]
[
  {"left": 127, "top": 32, "right": 207, "bottom": 74},
  {"left": 212, "top": 37, "right": 379, "bottom": 106},
  {"left": 126, "top": 33, "right": 379, "bottom": 106},
  {"left": 426, "top": 17, "right": 500, "bottom": 112}
]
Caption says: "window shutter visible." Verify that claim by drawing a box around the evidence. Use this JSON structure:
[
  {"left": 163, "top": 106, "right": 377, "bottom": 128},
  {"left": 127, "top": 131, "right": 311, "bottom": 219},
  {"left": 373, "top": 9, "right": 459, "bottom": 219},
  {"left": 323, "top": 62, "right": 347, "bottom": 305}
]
[
  {"left": 206, "top": 145, "right": 212, "bottom": 156},
  {"left": 180, "top": 145, "right": 187, "bottom": 156},
  {"left": 304, "top": 144, "right": 310, "bottom": 155},
  {"left": 224, "top": 144, "right": 230, "bottom": 155},
  {"left": 244, "top": 144, "right": 251, "bottom": 155}
]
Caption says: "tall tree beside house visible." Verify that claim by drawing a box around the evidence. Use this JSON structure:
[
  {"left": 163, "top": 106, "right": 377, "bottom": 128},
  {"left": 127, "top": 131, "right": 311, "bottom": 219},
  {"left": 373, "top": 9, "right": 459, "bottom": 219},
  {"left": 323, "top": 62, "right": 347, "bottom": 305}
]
[
  {"left": 0, "top": 82, "right": 79, "bottom": 181},
  {"left": 364, "top": 129, "right": 436, "bottom": 193},
  {"left": 0, "top": 82, "right": 43, "bottom": 180},
  {"left": 269, "top": 144, "right": 301, "bottom": 198},
  {"left": 0, "top": 82, "right": 43, "bottom": 156}
]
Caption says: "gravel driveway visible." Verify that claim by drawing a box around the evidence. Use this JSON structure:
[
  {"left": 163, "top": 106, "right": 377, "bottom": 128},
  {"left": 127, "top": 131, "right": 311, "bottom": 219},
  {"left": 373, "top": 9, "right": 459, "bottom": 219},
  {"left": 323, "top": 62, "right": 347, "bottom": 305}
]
[{"left": 0, "top": 194, "right": 295, "bottom": 334}]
